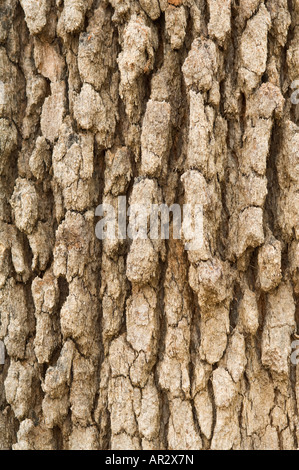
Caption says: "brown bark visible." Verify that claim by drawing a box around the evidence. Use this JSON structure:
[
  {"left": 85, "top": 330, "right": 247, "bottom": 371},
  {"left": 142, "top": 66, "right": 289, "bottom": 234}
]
[{"left": 0, "top": 0, "right": 299, "bottom": 450}]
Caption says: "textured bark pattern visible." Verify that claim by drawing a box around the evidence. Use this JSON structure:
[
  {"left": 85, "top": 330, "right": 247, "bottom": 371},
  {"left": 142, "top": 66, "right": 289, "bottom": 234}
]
[{"left": 1, "top": 0, "right": 299, "bottom": 450}]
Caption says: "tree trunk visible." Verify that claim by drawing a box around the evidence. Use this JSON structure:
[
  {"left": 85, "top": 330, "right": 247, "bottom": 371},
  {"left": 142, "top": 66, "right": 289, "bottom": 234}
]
[{"left": 1, "top": 0, "right": 299, "bottom": 450}]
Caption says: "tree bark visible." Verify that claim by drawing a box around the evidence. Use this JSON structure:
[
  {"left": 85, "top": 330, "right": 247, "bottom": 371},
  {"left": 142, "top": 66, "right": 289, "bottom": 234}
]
[{"left": 1, "top": 0, "right": 299, "bottom": 450}]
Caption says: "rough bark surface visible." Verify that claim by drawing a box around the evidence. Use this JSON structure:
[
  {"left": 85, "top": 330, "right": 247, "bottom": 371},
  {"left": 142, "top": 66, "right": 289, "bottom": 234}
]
[{"left": 1, "top": 0, "right": 299, "bottom": 450}]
